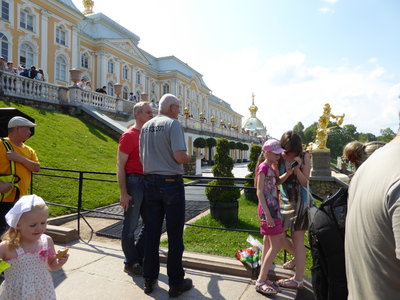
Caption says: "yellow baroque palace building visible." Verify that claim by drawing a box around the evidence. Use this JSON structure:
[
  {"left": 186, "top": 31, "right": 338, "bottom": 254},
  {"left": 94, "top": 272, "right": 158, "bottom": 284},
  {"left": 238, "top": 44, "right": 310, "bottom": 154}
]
[{"left": 0, "top": 0, "right": 243, "bottom": 129}]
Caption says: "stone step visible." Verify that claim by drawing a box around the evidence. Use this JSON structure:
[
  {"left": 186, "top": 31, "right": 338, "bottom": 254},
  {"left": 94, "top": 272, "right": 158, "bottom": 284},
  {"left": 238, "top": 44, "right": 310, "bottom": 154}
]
[{"left": 45, "top": 225, "right": 79, "bottom": 243}]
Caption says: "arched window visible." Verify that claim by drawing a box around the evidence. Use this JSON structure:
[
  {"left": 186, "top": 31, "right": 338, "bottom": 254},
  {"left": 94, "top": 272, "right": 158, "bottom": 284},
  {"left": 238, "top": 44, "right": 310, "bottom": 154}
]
[
  {"left": 123, "top": 86, "right": 129, "bottom": 100},
  {"left": 81, "top": 53, "right": 89, "bottom": 69},
  {"left": 151, "top": 83, "right": 155, "bottom": 93},
  {"left": 20, "top": 8, "right": 34, "bottom": 31},
  {"left": 56, "top": 26, "right": 66, "bottom": 46},
  {"left": 107, "top": 82, "right": 114, "bottom": 96},
  {"left": 56, "top": 56, "right": 67, "bottom": 81},
  {"left": 186, "top": 89, "right": 190, "bottom": 99},
  {"left": 108, "top": 59, "right": 114, "bottom": 74},
  {"left": 163, "top": 83, "right": 169, "bottom": 95},
  {"left": 135, "top": 71, "right": 141, "bottom": 84},
  {"left": 20, "top": 43, "right": 34, "bottom": 67},
  {"left": 0, "top": 33, "right": 8, "bottom": 61},
  {"left": 122, "top": 66, "right": 129, "bottom": 80}
]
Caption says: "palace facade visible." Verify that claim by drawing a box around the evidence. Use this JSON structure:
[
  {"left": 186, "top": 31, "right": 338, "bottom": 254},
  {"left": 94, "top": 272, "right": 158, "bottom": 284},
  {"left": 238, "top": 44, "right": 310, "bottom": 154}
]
[{"left": 1, "top": 0, "right": 262, "bottom": 160}]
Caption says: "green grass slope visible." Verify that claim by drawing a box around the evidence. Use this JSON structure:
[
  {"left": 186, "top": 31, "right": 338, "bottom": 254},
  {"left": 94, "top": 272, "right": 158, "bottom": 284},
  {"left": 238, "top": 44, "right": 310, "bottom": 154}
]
[{"left": 0, "top": 100, "right": 120, "bottom": 216}]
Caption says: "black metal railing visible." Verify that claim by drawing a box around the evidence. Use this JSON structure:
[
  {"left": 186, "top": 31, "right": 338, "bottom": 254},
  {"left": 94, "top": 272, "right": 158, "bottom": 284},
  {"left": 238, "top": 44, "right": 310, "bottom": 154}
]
[{"left": 31, "top": 167, "right": 313, "bottom": 265}]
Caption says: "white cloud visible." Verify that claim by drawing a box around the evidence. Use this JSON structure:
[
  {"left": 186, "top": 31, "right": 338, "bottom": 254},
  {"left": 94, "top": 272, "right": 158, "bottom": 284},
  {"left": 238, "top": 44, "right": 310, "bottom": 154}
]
[
  {"left": 318, "top": 7, "right": 334, "bottom": 14},
  {"left": 369, "top": 57, "right": 378, "bottom": 63},
  {"left": 199, "top": 51, "right": 399, "bottom": 138},
  {"left": 322, "top": 0, "right": 338, "bottom": 4}
]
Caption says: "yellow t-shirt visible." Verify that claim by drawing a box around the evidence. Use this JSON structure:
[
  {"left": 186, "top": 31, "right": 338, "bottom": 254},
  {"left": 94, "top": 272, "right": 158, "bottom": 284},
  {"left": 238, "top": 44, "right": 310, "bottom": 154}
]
[{"left": 0, "top": 138, "right": 39, "bottom": 202}]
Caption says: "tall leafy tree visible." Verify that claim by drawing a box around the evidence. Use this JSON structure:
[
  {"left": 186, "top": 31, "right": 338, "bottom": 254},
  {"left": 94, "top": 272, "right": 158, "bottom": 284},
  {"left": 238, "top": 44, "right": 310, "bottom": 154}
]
[
  {"left": 293, "top": 121, "right": 305, "bottom": 141},
  {"left": 378, "top": 128, "right": 396, "bottom": 142}
]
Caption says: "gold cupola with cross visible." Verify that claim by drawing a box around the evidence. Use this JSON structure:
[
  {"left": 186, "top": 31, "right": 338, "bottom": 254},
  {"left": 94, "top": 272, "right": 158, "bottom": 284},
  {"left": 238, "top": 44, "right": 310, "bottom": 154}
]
[{"left": 242, "top": 93, "right": 267, "bottom": 138}]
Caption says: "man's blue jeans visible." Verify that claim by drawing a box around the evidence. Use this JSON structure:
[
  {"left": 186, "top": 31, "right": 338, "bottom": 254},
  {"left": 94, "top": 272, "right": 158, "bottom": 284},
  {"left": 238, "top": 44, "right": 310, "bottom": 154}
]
[
  {"left": 121, "top": 175, "right": 146, "bottom": 266},
  {"left": 143, "top": 177, "right": 185, "bottom": 287}
]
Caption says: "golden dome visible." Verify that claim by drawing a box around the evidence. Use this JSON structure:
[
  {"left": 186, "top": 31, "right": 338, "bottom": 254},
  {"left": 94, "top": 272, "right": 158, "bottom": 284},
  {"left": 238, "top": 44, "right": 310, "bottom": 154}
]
[
  {"left": 249, "top": 93, "right": 258, "bottom": 115},
  {"left": 243, "top": 93, "right": 267, "bottom": 137}
]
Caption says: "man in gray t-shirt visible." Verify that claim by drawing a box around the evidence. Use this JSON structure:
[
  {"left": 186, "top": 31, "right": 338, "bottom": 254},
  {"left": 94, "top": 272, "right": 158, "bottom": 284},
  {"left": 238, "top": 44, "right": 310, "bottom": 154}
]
[
  {"left": 139, "top": 94, "right": 193, "bottom": 297},
  {"left": 345, "top": 129, "right": 400, "bottom": 300}
]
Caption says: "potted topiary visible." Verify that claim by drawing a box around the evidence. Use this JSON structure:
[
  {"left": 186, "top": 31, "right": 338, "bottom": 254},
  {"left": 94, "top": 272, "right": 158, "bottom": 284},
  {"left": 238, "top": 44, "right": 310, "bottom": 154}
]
[
  {"left": 244, "top": 144, "right": 262, "bottom": 203},
  {"left": 205, "top": 138, "right": 240, "bottom": 224}
]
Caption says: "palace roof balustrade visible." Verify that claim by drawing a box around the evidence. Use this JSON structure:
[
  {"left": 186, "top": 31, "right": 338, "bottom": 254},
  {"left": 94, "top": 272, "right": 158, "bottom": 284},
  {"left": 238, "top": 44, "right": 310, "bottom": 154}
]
[{"left": 0, "top": 71, "right": 260, "bottom": 143}]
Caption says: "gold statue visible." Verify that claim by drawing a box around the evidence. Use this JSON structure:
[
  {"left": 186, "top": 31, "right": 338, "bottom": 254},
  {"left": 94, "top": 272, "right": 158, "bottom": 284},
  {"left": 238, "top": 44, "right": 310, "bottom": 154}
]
[
  {"left": 83, "top": 0, "right": 94, "bottom": 15},
  {"left": 310, "top": 103, "right": 345, "bottom": 151}
]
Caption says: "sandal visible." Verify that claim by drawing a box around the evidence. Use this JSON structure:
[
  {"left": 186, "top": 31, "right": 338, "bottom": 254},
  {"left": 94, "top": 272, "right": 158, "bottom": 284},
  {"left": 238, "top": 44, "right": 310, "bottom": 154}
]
[
  {"left": 282, "top": 259, "right": 296, "bottom": 270},
  {"left": 255, "top": 280, "right": 278, "bottom": 295},
  {"left": 266, "top": 280, "right": 281, "bottom": 292},
  {"left": 277, "top": 277, "right": 304, "bottom": 289}
]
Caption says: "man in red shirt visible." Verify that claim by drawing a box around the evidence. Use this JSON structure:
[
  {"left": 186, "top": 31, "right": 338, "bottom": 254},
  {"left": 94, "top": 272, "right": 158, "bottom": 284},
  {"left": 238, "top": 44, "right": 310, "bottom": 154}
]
[{"left": 117, "top": 101, "right": 153, "bottom": 275}]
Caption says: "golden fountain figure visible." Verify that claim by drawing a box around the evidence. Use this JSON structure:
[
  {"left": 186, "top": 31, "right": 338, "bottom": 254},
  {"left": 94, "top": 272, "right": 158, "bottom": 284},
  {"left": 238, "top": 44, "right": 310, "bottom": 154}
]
[
  {"left": 310, "top": 103, "right": 345, "bottom": 151},
  {"left": 83, "top": 0, "right": 94, "bottom": 15}
]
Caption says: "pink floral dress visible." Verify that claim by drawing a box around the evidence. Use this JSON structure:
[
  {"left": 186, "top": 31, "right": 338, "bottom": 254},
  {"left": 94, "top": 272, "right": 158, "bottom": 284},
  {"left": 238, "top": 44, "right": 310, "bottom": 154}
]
[{"left": 0, "top": 234, "right": 56, "bottom": 300}]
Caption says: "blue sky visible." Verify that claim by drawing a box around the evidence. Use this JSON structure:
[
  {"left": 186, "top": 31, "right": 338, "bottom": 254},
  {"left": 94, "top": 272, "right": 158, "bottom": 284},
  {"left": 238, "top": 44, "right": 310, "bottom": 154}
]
[{"left": 74, "top": 0, "right": 400, "bottom": 138}]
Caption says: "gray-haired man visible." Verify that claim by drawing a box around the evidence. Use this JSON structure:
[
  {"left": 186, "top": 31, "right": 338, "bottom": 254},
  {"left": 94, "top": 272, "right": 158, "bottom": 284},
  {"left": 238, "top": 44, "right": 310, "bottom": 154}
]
[{"left": 140, "top": 94, "right": 193, "bottom": 297}]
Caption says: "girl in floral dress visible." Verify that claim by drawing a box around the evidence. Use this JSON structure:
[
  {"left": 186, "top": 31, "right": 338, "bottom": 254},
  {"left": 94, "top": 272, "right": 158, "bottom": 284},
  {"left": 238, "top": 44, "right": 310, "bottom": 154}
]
[
  {"left": 0, "top": 195, "right": 69, "bottom": 300},
  {"left": 255, "top": 139, "right": 294, "bottom": 296}
]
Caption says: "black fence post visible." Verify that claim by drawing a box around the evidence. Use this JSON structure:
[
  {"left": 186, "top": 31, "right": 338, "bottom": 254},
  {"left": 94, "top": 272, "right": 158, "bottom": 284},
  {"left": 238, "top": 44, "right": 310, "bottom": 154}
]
[{"left": 77, "top": 171, "right": 83, "bottom": 237}]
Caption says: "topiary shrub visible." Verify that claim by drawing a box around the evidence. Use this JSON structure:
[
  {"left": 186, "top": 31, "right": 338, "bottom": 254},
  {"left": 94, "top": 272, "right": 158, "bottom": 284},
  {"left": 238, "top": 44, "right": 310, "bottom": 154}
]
[
  {"left": 243, "top": 144, "right": 262, "bottom": 203},
  {"left": 206, "top": 138, "right": 240, "bottom": 202}
]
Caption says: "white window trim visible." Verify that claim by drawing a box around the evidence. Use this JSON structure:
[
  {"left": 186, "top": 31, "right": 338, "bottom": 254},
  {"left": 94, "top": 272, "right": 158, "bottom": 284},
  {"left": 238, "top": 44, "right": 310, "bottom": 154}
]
[
  {"left": 54, "top": 21, "right": 70, "bottom": 49},
  {"left": 135, "top": 71, "right": 141, "bottom": 85},
  {"left": 18, "top": 4, "right": 38, "bottom": 34},
  {"left": 55, "top": 55, "right": 68, "bottom": 82},
  {"left": 54, "top": 48, "right": 70, "bottom": 83},
  {"left": 122, "top": 85, "right": 129, "bottom": 99},
  {"left": 107, "top": 81, "right": 114, "bottom": 96},
  {"left": 0, "top": 30, "right": 11, "bottom": 62},
  {"left": 122, "top": 65, "right": 129, "bottom": 80},
  {"left": 1, "top": 0, "right": 14, "bottom": 24},
  {"left": 81, "top": 52, "right": 90, "bottom": 69}
]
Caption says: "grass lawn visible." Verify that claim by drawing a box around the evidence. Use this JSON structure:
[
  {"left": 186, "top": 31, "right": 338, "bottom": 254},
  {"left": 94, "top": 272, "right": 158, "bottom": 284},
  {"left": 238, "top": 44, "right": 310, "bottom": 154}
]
[
  {"left": 1, "top": 100, "right": 120, "bottom": 216},
  {"left": 161, "top": 195, "right": 313, "bottom": 278}
]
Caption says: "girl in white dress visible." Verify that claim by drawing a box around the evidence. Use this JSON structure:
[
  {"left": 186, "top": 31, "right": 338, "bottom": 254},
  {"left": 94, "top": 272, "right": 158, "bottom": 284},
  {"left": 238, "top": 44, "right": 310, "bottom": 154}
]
[{"left": 0, "top": 195, "right": 69, "bottom": 300}]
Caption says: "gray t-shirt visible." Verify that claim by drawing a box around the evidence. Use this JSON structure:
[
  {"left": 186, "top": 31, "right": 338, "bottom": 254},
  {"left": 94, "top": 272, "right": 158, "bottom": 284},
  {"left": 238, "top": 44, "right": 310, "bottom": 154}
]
[
  {"left": 345, "top": 142, "right": 400, "bottom": 300},
  {"left": 140, "top": 114, "right": 187, "bottom": 175}
]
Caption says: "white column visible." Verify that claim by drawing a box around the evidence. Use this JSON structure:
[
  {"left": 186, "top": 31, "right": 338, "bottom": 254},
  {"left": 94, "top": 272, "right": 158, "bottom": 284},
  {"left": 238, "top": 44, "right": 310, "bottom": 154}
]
[
  {"left": 40, "top": 10, "right": 49, "bottom": 75},
  {"left": 96, "top": 51, "right": 107, "bottom": 87},
  {"left": 71, "top": 25, "right": 79, "bottom": 69}
]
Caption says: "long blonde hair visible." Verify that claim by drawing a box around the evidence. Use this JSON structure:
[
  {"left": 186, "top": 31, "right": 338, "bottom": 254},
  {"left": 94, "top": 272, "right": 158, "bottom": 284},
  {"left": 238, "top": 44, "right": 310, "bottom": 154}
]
[
  {"left": 343, "top": 141, "right": 386, "bottom": 170},
  {"left": 1, "top": 204, "right": 48, "bottom": 250},
  {"left": 254, "top": 152, "right": 265, "bottom": 187}
]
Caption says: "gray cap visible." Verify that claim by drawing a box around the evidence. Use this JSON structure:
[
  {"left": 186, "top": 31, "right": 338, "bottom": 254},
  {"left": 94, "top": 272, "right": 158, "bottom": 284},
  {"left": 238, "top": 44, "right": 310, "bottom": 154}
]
[{"left": 8, "top": 116, "right": 36, "bottom": 128}]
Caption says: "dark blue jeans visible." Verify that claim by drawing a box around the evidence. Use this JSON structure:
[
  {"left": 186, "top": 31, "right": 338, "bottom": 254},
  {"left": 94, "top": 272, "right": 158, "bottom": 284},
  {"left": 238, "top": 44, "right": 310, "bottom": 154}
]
[
  {"left": 143, "top": 177, "right": 185, "bottom": 287},
  {"left": 121, "top": 176, "right": 146, "bottom": 266}
]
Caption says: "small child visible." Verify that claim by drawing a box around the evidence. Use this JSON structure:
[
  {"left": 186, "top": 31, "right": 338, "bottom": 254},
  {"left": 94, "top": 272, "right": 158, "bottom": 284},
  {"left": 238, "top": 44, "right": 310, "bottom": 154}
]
[
  {"left": 255, "top": 139, "right": 293, "bottom": 296},
  {"left": 0, "top": 195, "right": 69, "bottom": 300}
]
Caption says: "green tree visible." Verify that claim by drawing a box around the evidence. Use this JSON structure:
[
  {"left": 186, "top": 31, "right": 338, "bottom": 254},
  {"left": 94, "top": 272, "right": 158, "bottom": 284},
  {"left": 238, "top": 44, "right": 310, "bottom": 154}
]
[
  {"left": 205, "top": 138, "right": 240, "bottom": 202},
  {"left": 378, "top": 128, "right": 396, "bottom": 142},
  {"left": 358, "top": 132, "right": 377, "bottom": 142},
  {"left": 193, "top": 137, "right": 206, "bottom": 148},
  {"left": 293, "top": 121, "right": 305, "bottom": 141},
  {"left": 303, "top": 122, "right": 318, "bottom": 145}
]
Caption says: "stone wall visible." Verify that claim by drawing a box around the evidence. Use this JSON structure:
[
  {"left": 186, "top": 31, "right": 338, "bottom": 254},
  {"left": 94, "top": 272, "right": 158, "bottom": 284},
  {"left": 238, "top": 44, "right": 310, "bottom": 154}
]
[{"left": 309, "top": 177, "right": 348, "bottom": 200}]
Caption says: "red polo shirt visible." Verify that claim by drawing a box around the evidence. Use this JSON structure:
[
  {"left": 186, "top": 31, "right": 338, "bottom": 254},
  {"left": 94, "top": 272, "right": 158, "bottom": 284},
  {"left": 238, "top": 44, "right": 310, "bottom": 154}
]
[{"left": 118, "top": 127, "right": 143, "bottom": 174}]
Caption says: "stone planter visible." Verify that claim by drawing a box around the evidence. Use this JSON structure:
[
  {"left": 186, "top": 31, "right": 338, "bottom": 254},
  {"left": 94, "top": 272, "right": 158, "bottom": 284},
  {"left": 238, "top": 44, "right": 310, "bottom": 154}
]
[
  {"left": 114, "top": 83, "right": 122, "bottom": 98},
  {"left": 69, "top": 69, "right": 82, "bottom": 87},
  {"left": 209, "top": 200, "right": 238, "bottom": 225},
  {"left": 244, "top": 188, "right": 258, "bottom": 203}
]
